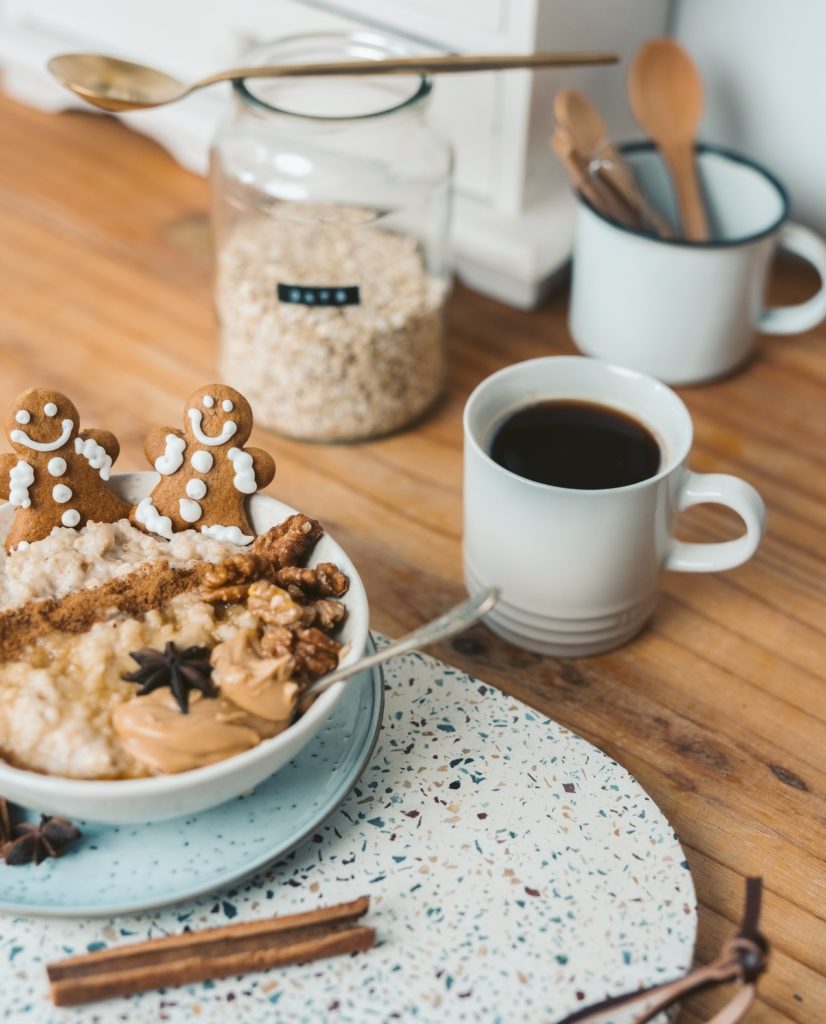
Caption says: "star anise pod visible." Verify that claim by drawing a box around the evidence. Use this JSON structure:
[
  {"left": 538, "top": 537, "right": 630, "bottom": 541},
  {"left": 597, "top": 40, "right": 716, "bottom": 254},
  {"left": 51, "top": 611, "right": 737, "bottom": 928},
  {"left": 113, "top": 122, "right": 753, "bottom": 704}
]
[
  {"left": 122, "top": 641, "right": 216, "bottom": 713},
  {"left": 4, "top": 814, "right": 81, "bottom": 866}
]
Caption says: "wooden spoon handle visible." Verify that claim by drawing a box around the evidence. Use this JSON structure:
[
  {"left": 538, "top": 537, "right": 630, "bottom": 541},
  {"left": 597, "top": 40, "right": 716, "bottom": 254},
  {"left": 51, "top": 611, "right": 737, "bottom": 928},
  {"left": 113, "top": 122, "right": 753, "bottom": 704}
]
[
  {"left": 661, "top": 142, "right": 708, "bottom": 241},
  {"left": 551, "top": 132, "right": 642, "bottom": 227},
  {"left": 598, "top": 145, "right": 674, "bottom": 239}
]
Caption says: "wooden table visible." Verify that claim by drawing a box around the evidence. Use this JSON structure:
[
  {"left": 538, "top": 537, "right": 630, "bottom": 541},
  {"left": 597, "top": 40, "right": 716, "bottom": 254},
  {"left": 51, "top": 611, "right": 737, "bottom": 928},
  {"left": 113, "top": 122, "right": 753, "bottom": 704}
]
[{"left": 0, "top": 95, "right": 823, "bottom": 1023}]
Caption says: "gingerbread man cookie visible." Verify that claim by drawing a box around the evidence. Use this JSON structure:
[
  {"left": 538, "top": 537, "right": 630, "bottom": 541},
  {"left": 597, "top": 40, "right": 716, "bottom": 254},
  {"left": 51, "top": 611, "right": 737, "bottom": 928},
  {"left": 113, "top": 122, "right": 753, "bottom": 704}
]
[
  {"left": 132, "top": 385, "right": 275, "bottom": 545},
  {"left": 0, "top": 388, "right": 130, "bottom": 552}
]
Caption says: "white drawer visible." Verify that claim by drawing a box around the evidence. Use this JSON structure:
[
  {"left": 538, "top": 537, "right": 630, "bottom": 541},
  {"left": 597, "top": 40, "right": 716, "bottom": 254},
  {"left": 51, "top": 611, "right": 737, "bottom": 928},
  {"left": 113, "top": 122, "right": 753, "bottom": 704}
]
[
  {"left": 4, "top": 0, "right": 354, "bottom": 75},
  {"left": 4, "top": 0, "right": 501, "bottom": 201},
  {"left": 323, "top": 0, "right": 508, "bottom": 39}
]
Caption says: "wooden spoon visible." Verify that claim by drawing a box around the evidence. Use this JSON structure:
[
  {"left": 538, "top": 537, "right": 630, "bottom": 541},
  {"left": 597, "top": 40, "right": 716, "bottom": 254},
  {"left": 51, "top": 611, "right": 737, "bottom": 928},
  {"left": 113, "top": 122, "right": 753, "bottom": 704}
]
[
  {"left": 554, "top": 88, "right": 672, "bottom": 238},
  {"left": 550, "top": 129, "right": 639, "bottom": 226},
  {"left": 628, "top": 39, "right": 709, "bottom": 241},
  {"left": 551, "top": 130, "right": 608, "bottom": 213}
]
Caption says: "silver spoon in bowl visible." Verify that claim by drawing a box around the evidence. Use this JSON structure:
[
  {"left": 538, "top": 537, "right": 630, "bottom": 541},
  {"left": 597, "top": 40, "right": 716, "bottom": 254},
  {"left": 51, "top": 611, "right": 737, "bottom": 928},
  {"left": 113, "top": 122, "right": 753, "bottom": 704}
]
[
  {"left": 301, "top": 586, "right": 499, "bottom": 704},
  {"left": 47, "top": 51, "right": 618, "bottom": 113}
]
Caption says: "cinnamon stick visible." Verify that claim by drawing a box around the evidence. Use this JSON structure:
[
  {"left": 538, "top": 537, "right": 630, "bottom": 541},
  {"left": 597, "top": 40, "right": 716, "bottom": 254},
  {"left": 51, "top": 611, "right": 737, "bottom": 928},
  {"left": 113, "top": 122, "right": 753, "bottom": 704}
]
[{"left": 47, "top": 896, "right": 373, "bottom": 1007}]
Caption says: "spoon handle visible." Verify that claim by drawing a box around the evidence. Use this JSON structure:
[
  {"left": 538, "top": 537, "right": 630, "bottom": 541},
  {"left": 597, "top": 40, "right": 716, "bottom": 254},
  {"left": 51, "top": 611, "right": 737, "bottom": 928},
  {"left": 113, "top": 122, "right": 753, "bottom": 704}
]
[
  {"left": 551, "top": 131, "right": 637, "bottom": 226},
  {"left": 661, "top": 141, "right": 709, "bottom": 241},
  {"left": 302, "top": 586, "right": 499, "bottom": 701},
  {"left": 593, "top": 144, "right": 674, "bottom": 239},
  {"left": 196, "top": 51, "right": 618, "bottom": 88}
]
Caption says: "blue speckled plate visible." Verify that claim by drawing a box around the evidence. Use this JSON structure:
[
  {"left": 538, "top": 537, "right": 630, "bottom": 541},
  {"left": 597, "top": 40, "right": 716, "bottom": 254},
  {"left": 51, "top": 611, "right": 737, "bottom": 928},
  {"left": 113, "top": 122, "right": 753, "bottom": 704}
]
[{"left": 0, "top": 640, "right": 383, "bottom": 918}]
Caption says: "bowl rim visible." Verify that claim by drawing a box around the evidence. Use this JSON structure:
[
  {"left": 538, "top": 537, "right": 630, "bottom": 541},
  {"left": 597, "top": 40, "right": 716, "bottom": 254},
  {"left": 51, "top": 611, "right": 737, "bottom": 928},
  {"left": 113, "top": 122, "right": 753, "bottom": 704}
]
[{"left": 0, "top": 472, "right": 370, "bottom": 797}]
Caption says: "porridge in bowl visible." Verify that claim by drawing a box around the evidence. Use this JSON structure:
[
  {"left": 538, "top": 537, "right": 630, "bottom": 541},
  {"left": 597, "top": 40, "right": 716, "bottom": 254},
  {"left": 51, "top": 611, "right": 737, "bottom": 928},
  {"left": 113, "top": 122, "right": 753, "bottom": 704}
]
[
  {"left": 0, "top": 384, "right": 354, "bottom": 787},
  {"left": 0, "top": 515, "right": 350, "bottom": 779}
]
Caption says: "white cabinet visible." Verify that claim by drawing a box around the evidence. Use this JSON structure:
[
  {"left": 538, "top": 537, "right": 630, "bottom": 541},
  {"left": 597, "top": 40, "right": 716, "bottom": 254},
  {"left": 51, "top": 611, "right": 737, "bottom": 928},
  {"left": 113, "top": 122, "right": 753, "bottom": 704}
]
[{"left": 0, "top": 0, "right": 668, "bottom": 306}]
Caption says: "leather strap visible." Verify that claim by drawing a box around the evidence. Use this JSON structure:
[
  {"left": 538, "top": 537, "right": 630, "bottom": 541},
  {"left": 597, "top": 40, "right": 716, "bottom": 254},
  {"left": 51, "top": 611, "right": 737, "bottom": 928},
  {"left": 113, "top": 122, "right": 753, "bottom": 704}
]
[{"left": 558, "top": 878, "right": 769, "bottom": 1024}]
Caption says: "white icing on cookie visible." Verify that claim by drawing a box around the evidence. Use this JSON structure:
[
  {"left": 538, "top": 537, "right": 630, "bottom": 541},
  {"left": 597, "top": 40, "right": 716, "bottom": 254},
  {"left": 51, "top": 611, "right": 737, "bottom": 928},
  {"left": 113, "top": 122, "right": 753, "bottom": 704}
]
[
  {"left": 200, "top": 524, "right": 254, "bottom": 546},
  {"left": 61, "top": 509, "right": 81, "bottom": 528},
  {"left": 52, "top": 484, "right": 72, "bottom": 503},
  {"left": 187, "top": 408, "right": 237, "bottom": 447},
  {"left": 47, "top": 457, "right": 67, "bottom": 477},
  {"left": 154, "top": 434, "right": 186, "bottom": 476},
  {"left": 134, "top": 496, "right": 173, "bottom": 540},
  {"left": 190, "top": 450, "right": 213, "bottom": 473},
  {"left": 11, "top": 418, "right": 73, "bottom": 452},
  {"left": 14, "top": 410, "right": 30, "bottom": 425},
  {"left": 203, "top": 395, "right": 215, "bottom": 408},
  {"left": 222, "top": 399, "right": 234, "bottom": 412},
  {"left": 44, "top": 402, "right": 58, "bottom": 417},
  {"left": 227, "top": 447, "right": 257, "bottom": 494},
  {"left": 179, "top": 498, "right": 203, "bottom": 523},
  {"left": 9, "top": 460, "right": 34, "bottom": 508},
  {"left": 74, "top": 435, "right": 113, "bottom": 480},
  {"left": 185, "top": 478, "right": 207, "bottom": 500}
]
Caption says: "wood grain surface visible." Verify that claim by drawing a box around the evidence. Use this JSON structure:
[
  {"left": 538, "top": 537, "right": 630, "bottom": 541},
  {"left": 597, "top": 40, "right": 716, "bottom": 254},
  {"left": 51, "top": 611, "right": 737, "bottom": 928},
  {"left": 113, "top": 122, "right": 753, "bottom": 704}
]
[{"left": 0, "top": 95, "right": 823, "bottom": 1022}]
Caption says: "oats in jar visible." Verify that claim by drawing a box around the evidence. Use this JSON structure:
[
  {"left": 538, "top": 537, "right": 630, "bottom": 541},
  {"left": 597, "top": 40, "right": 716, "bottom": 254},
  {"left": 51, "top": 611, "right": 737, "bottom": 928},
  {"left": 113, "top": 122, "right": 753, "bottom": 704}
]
[{"left": 216, "top": 205, "right": 449, "bottom": 442}]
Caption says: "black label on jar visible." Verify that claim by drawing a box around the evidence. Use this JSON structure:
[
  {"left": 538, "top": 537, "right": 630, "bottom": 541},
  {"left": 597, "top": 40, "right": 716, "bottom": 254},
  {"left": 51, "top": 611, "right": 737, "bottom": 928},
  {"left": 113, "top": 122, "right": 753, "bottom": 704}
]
[{"left": 277, "top": 284, "right": 361, "bottom": 306}]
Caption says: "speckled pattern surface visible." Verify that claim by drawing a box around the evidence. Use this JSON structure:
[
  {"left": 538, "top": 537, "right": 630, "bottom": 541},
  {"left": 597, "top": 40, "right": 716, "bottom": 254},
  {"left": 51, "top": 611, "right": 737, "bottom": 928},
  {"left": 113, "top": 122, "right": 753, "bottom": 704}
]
[{"left": 0, "top": 638, "right": 696, "bottom": 1023}]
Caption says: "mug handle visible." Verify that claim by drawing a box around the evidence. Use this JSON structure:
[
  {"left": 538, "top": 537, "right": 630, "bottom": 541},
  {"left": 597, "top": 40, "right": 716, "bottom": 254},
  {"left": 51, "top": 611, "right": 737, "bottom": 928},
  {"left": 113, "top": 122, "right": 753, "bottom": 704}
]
[
  {"left": 757, "top": 221, "right": 826, "bottom": 334},
  {"left": 666, "top": 471, "right": 766, "bottom": 573}
]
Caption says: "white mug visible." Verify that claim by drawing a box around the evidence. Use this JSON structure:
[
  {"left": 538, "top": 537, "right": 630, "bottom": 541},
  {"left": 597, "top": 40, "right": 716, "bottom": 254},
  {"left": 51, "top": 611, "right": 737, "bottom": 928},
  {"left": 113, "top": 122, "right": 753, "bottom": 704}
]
[
  {"left": 569, "top": 144, "right": 826, "bottom": 385},
  {"left": 463, "top": 356, "right": 765, "bottom": 657}
]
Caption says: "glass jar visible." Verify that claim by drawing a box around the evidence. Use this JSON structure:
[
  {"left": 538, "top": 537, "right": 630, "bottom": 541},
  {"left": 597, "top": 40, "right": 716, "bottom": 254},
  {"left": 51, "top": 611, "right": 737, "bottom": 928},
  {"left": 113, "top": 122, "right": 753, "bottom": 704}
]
[{"left": 210, "top": 31, "right": 453, "bottom": 442}]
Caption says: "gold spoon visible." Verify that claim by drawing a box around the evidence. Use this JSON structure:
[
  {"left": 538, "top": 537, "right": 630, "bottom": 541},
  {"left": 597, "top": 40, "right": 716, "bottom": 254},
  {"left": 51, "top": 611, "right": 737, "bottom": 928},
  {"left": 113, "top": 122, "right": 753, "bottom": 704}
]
[
  {"left": 628, "top": 38, "right": 709, "bottom": 241},
  {"left": 48, "top": 50, "right": 618, "bottom": 114}
]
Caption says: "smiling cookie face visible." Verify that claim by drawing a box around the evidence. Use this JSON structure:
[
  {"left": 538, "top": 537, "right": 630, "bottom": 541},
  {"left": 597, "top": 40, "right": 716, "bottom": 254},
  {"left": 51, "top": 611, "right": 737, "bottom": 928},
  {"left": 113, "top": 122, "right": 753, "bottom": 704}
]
[
  {"left": 1, "top": 386, "right": 129, "bottom": 551},
  {"left": 4, "top": 389, "right": 80, "bottom": 456},
  {"left": 183, "top": 386, "right": 252, "bottom": 451}
]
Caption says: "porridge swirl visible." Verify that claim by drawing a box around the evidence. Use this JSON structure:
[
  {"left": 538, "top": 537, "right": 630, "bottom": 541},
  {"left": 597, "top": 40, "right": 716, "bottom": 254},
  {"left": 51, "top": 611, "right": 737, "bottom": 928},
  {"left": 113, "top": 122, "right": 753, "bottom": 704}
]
[{"left": 0, "top": 517, "right": 349, "bottom": 779}]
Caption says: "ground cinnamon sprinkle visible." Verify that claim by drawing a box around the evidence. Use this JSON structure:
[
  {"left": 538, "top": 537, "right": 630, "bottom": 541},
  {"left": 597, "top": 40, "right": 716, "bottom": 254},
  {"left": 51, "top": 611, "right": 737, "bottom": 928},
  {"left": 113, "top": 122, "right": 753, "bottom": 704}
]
[
  {"left": 0, "top": 561, "right": 213, "bottom": 661},
  {"left": 0, "top": 515, "right": 327, "bottom": 661}
]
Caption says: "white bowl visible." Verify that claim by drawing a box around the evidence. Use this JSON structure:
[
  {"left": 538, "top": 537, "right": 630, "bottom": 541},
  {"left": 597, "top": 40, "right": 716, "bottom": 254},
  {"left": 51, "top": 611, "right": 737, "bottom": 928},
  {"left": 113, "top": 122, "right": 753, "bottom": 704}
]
[{"left": 0, "top": 472, "right": 370, "bottom": 824}]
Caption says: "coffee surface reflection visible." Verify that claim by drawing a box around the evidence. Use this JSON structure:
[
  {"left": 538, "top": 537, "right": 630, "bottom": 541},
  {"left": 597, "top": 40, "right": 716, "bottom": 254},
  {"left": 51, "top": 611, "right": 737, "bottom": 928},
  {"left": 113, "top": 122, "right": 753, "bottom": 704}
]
[{"left": 489, "top": 399, "right": 660, "bottom": 489}]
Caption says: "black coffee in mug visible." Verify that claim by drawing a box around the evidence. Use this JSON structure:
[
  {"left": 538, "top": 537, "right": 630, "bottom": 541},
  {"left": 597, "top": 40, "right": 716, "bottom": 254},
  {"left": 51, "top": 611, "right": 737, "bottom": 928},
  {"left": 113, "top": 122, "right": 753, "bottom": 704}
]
[{"left": 489, "top": 399, "right": 661, "bottom": 489}]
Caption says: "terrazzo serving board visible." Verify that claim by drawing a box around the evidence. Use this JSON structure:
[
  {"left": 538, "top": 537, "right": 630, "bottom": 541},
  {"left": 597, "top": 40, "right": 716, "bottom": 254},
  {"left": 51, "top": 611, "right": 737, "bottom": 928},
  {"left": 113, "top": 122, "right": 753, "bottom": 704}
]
[{"left": 0, "top": 638, "right": 696, "bottom": 1023}]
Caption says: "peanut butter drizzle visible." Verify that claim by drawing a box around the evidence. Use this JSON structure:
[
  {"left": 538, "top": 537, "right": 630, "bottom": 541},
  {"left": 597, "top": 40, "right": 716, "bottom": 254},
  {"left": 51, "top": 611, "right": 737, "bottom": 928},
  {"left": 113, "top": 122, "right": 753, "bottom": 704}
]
[
  {"left": 113, "top": 631, "right": 302, "bottom": 775},
  {"left": 112, "top": 689, "right": 282, "bottom": 775},
  {"left": 211, "top": 629, "right": 300, "bottom": 726},
  {"left": 0, "top": 560, "right": 212, "bottom": 661}
]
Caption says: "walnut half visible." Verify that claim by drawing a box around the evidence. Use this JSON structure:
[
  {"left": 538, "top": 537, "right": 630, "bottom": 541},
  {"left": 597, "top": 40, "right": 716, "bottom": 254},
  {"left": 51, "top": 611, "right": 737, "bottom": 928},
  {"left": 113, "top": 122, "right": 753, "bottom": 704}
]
[
  {"left": 202, "top": 553, "right": 264, "bottom": 604},
  {"left": 246, "top": 581, "right": 304, "bottom": 627},
  {"left": 301, "top": 598, "right": 347, "bottom": 631},
  {"left": 259, "top": 624, "right": 341, "bottom": 684},
  {"left": 252, "top": 514, "right": 324, "bottom": 570},
  {"left": 274, "top": 563, "right": 350, "bottom": 600}
]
